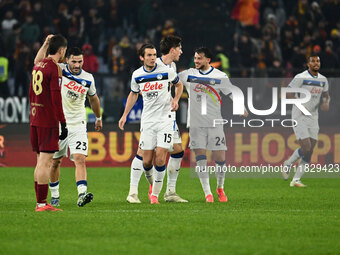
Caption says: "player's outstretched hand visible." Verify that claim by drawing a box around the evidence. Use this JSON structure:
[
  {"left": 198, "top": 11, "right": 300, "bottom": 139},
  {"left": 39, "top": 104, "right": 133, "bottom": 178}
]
[
  {"left": 171, "top": 99, "right": 179, "bottom": 111},
  {"left": 59, "top": 122, "right": 68, "bottom": 140},
  {"left": 95, "top": 119, "right": 102, "bottom": 131},
  {"left": 119, "top": 116, "right": 126, "bottom": 130}
]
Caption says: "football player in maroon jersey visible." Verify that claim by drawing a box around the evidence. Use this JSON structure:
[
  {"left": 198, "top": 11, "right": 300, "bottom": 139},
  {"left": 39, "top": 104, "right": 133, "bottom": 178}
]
[{"left": 29, "top": 34, "right": 68, "bottom": 212}]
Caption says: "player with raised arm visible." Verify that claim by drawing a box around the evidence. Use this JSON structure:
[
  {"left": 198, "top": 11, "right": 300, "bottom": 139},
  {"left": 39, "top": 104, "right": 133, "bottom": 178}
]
[
  {"left": 179, "top": 47, "right": 247, "bottom": 203},
  {"left": 34, "top": 37, "right": 102, "bottom": 206},
  {"left": 126, "top": 35, "right": 187, "bottom": 203},
  {"left": 30, "top": 34, "right": 68, "bottom": 211},
  {"left": 282, "top": 53, "right": 330, "bottom": 187},
  {"left": 119, "top": 43, "right": 183, "bottom": 204}
]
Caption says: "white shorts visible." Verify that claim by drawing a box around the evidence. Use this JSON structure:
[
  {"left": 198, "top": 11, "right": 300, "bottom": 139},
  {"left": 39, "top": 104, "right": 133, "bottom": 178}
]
[
  {"left": 140, "top": 120, "right": 175, "bottom": 150},
  {"left": 189, "top": 126, "right": 227, "bottom": 151},
  {"left": 293, "top": 123, "right": 319, "bottom": 140},
  {"left": 54, "top": 126, "right": 88, "bottom": 161}
]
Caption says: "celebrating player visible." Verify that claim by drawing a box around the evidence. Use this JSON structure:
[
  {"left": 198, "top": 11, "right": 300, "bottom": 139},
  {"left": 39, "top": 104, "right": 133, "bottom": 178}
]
[
  {"left": 119, "top": 43, "right": 183, "bottom": 204},
  {"left": 179, "top": 47, "right": 247, "bottom": 203},
  {"left": 30, "top": 34, "right": 68, "bottom": 212},
  {"left": 126, "top": 35, "right": 187, "bottom": 203},
  {"left": 35, "top": 37, "right": 102, "bottom": 207},
  {"left": 282, "top": 54, "right": 330, "bottom": 187}
]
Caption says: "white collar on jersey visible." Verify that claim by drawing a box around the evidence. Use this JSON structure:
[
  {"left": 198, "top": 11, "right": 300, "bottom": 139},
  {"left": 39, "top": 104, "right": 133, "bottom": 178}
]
[
  {"left": 159, "top": 56, "right": 173, "bottom": 67},
  {"left": 307, "top": 69, "right": 318, "bottom": 78},
  {"left": 143, "top": 63, "right": 157, "bottom": 73},
  {"left": 66, "top": 64, "right": 82, "bottom": 76},
  {"left": 199, "top": 66, "right": 214, "bottom": 75},
  {"left": 160, "top": 57, "right": 167, "bottom": 66}
]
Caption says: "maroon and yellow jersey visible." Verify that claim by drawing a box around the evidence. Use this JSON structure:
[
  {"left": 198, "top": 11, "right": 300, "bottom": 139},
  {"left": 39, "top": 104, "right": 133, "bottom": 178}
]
[{"left": 29, "top": 57, "right": 66, "bottom": 127}]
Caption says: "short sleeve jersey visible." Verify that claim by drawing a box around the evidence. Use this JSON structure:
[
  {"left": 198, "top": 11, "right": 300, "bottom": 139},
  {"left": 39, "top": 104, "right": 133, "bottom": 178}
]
[
  {"left": 130, "top": 63, "right": 179, "bottom": 126},
  {"left": 29, "top": 57, "right": 64, "bottom": 128},
  {"left": 58, "top": 63, "right": 96, "bottom": 127},
  {"left": 156, "top": 57, "right": 177, "bottom": 120},
  {"left": 178, "top": 66, "right": 232, "bottom": 127},
  {"left": 288, "top": 70, "right": 328, "bottom": 127}
]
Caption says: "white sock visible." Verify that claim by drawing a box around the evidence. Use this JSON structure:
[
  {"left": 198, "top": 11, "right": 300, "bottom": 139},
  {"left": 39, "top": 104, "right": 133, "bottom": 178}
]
[
  {"left": 196, "top": 158, "right": 211, "bottom": 197},
  {"left": 293, "top": 158, "right": 308, "bottom": 181},
  {"left": 215, "top": 162, "right": 226, "bottom": 189},
  {"left": 152, "top": 165, "right": 166, "bottom": 197},
  {"left": 77, "top": 180, "right": 87, "bottom": 195},
  {"left": 286, "top": 148, "right": 302, "bottom": 165},
  {"left": 166, "top": 152, "right": 183, "bottom": 193},
  {"left": 129, "top": 156, "right": 144, "bottom": 195},
  {"left": 49, "top": 181, "right": 60, "bottom": 198},
  {"left": 143, "top": 165, "right": 154, "bottom": 185}
]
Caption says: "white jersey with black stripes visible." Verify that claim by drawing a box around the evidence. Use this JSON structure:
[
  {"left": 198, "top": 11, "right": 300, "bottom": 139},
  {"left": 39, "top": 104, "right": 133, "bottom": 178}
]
[
  {"left": 288, "top": 70, "right": 328, "bottom": 128},
  {"left": 58, "top": 63, "right": 96, "bottom": 128},
  {"left": 130, "top": 63, "right": 179, "bottom": 127},
  {"left": 178, "top": 66, "right": 232, "bottom": 128}
]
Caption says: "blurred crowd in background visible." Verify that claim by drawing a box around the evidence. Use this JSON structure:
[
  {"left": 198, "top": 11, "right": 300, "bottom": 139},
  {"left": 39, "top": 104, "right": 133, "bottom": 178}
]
[{"left": 0, "top": 0, "right": 340, "bottom": 121}]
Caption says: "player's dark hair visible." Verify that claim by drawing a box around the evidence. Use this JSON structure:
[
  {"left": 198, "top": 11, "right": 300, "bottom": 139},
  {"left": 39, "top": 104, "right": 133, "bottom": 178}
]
[
  {"left": 195, "top": 47, "right": 213, "bottom": 60},
  {"left": 307, "top": 53, "right": 320, "bottom": 63},
  {"left": 47, "top": 34, "right": 67, "bottom": 55},
  {"left": 67, "top": 47, "right": 83, "bottom": 57},
  {"left": 138, "top": 43, "right": 156, "bottom": 57},
  {"left": 160, "top": 35, "right": 182, "bottom": 55}
]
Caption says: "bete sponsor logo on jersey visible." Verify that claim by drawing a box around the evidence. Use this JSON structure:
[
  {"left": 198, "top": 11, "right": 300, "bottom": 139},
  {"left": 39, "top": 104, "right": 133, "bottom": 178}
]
[
  {"left": 142, "top": 82, "right": 163, "bottom": 99},
  {"left": 142, "top": 82, "right": 163, "bottom": 92},
  {"left": 310, "top": 87, "right": 322, "bottom": 94},
  {"left": 64, "top": 81, "right": 87, "bottom": 94}
]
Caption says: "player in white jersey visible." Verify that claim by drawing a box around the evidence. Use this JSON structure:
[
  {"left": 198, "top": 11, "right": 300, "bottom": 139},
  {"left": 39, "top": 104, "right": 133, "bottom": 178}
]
[
  {"left": 179, "top": 47, "right": 247, "bottom": 203},
  {"left": 126, "top": 35, "right": 187, "bottom": 203},
  {"left": 34, "top": 36, "right": 102, "bottom": 206},
  {"left": 119, "top": 43, "right": 183, "bottom": 204},
  {"left": 282, "top": 54, "right": 330, "bottom": 187}
]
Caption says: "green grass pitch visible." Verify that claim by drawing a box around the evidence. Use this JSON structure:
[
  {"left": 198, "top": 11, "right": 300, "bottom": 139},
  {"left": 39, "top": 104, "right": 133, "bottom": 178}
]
[{"left": 0, "top": 167, "right": 339, "bottom": 255}]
